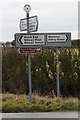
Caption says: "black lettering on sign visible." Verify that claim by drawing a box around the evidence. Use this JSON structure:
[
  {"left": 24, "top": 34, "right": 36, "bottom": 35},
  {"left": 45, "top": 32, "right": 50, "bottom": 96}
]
[{"left": 33, "top": 36, "right": 38, "bottom": 38}]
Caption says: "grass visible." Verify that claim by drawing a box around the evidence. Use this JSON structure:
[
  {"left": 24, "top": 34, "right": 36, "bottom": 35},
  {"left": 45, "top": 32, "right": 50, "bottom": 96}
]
[{"left": 1, "top": 93, "right": 79, "bottom": 112}]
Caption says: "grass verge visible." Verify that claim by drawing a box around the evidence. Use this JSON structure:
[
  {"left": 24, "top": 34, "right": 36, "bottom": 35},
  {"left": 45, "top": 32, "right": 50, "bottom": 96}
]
[{"left": 1, "top": 93, "right": 79, "bottom": 112}]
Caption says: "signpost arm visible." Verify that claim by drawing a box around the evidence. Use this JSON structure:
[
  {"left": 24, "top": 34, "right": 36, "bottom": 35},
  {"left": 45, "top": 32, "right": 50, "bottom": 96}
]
[
  {"left": 26, "top": 12, "right": 32, "bottom": 103},
  {"left": 56, "top": 47, "right": 60, "bottom": 97}
]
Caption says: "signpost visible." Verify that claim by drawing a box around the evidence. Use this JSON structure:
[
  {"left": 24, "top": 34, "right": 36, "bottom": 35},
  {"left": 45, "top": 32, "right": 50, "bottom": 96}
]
[
  {"left": 14, "top": 4, "right": 71, "bottom": 100},
  {"left": 20, "top": 16, "right": 38, "bottom": 32}
]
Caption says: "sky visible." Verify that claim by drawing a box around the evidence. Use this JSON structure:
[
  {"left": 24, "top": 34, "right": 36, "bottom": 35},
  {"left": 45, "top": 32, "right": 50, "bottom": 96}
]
[{"left": 0, "top": 0, "right": 79, "bottom": 42}]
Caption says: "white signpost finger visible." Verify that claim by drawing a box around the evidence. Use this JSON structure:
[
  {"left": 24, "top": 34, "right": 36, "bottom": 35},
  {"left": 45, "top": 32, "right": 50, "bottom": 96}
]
[
  {"left": 47, "top": 35, "right": 68, "bottom": 42},
  {"left": 20, "top": 16, "right": 38, "bottom": 32},
  {"left": 46, "top": 33, "right": 71, "bottom": 47},
  {"left": 18, "top": 35, "right": 45, "bottom": 46}
]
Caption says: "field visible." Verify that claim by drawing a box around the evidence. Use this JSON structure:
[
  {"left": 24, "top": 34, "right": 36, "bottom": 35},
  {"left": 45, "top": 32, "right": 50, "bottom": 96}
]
[{"left": 1, "top": 93, "right": 79, "bottom": 112}]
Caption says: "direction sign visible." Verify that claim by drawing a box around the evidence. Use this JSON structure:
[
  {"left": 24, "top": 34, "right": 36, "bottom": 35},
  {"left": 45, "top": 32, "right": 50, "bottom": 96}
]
[
  {"left": 18, "top": 48, "right": 42, "bottom": 54},
  {"left": 15, "top": 33, "right": 45, "bottom": 48},
  {"left": 47, "top": 35, "right": 69, "bottom": 42},
  {"left": 20, "top": 16, "right": 38, "bottom": 32},
  {"left": 18, "top": 35, "right": 45, "bottom": 45},
  {"left": 46, "top": 33, "right": 71, "bottom": 47},
  {"left": 15, "top": 33, "right": 71, "bottom": 48}
]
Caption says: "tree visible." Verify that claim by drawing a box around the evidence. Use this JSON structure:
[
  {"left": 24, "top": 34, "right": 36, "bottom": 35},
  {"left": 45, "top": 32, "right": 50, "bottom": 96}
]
[
  {"left": 2, "top": 46, "right": 28, "bottom": 94},
  {"left": 59, "top": 48, "right": 78, "bottom": 97},
  {"left": 2, "top": 41, "right": 79, "bottom": 97}
]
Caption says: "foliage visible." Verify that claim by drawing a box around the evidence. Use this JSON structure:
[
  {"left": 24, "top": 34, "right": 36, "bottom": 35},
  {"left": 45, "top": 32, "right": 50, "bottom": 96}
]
[
  {"left": 2, "top": 46, "right": 28, "bottom": 94},
  {"left": 2, "top": 41, "right": 79, "bottom": 97}
]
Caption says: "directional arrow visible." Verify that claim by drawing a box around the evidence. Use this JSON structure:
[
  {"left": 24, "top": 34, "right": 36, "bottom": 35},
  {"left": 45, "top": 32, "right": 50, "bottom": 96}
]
[
  {"left": 18, "top": 35, "right": 34, "bottom": 45},
  {"left": 18, "top": 35, "right": 23, "bottom": 45},
  {"left": 66, "top": 35, "right": 69, "bottom": 41}
]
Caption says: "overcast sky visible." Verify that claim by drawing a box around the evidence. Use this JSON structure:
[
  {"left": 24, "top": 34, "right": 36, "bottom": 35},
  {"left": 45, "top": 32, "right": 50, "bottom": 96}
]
[{"left": 0, "top": 0, "right": 79, "bottom": 42}]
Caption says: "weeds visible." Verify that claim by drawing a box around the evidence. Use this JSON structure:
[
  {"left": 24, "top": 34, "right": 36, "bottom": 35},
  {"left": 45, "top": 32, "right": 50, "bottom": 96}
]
[{"left": 1, "top": 93, "right": 79, "bottom": 112}]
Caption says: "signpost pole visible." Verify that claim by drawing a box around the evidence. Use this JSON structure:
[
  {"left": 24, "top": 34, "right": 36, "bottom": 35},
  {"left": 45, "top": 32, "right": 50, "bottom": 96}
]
[
  {"left": 27, "top": 13, "right": 32, "bottom": 103},
  {"left": 56, "top": 47, "right": 60, "bottom": 97},
  {"left": 24, "top": 4, "right": 32, "bottom": 103}
]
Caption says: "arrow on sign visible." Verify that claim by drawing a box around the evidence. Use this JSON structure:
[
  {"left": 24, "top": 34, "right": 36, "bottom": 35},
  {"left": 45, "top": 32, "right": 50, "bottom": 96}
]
[
  {"left": 18, "top": 35, "right": 35, "bottom": 45},
  {"left": 66, "top": 35, "right": 69, "bottom": 41},
  {"left": 18, "top": 35, "right": 23, "bottom": 45}
]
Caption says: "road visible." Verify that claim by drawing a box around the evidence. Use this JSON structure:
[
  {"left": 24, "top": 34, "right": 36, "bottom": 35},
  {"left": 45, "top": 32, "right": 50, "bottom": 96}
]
[{"left": 1, "top": 111, "right": 79, "bottom": 119}]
